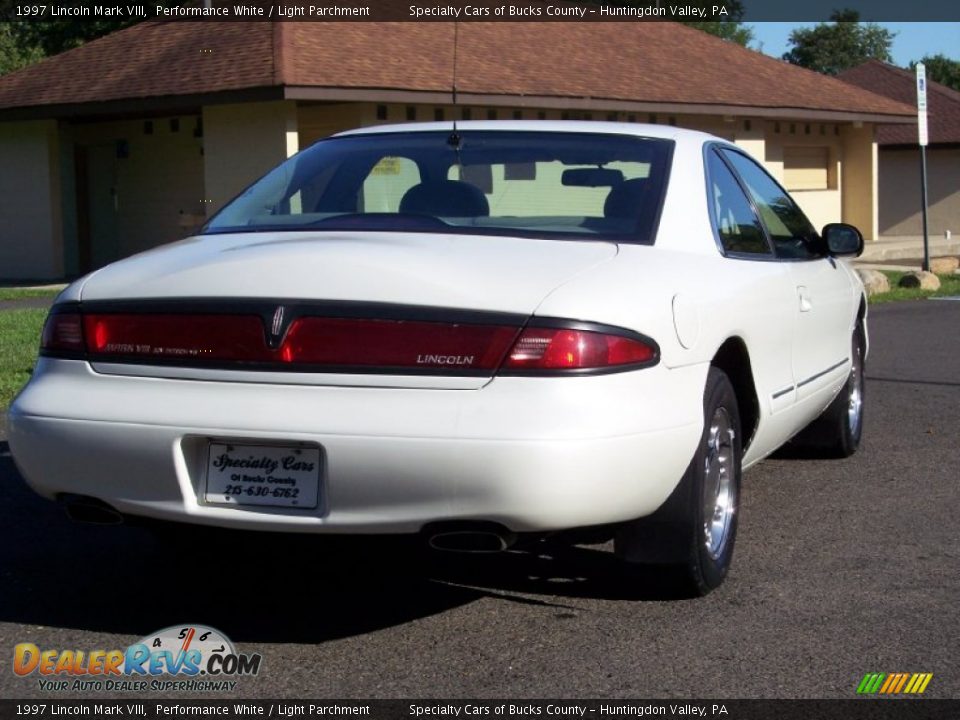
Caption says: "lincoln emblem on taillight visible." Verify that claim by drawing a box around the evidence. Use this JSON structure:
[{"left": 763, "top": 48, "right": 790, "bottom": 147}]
[{"left": 270, "top": 306, "right": 286, "bottom": 341}]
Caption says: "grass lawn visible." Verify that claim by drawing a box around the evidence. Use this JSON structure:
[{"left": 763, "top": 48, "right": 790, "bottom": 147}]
[
  {"left": 0, "top": 287, "right": 62, "bottom": 302},
  {"left": 870, "top": 271, "right": 960, "bottom": 304},
  {"left": 0, "top": 309, "right": 46, "bottom": 410}
]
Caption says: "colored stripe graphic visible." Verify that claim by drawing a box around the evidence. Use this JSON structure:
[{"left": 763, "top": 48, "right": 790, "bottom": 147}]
[
  {"left": 857, "top": 672, "right": 932, "bottom": 694},
  {"left": 857, "top": 673, "right": 885, "bottom": 694},
  {"left": 893, "top": 673, "right": 909, "bottom": 693}
]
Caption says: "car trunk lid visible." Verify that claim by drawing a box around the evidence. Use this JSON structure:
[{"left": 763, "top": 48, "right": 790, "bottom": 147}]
[{"left": 76, "top": 231, "right": 618, "bottom": 389}]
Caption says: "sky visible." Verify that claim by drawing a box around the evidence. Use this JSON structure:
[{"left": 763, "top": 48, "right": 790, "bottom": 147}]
[{"left": 751, "top": 22, "right": 960, "bottom": 66}]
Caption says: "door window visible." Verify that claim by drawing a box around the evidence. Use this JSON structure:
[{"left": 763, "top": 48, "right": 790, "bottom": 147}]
[
  {"left": 720, "top": 149, "right": 822, "bottom": 260},
  {"left": 706, "top": 150, "right": 772, "bottom": 257}
]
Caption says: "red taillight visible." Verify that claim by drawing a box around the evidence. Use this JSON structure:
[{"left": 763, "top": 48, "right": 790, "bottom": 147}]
[
  {"left": 41, "top": 312, "right": 85, "bottom": 352},
  {"left": 282, "top": 318, "right": 519, "bottom": 369},
  {"left": 82, "top": 314, "right": 270, "bottom": 361},
  {"left": 73, "top": 313, "right": 520, "bottom": 371},
  {"left": 502, "top": 327, "right": 656, "bottom": 371},
  {"left": 42, "top": 306, "right": 657, "bottom": 375}
]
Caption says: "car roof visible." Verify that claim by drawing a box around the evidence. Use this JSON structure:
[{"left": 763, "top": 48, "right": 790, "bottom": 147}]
[{"left": 334, "top": 120, "right": 719, "bottom": 145}]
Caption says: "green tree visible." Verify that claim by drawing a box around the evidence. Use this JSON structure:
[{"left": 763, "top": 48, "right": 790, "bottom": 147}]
[
  {"left": 782, "top": 9, "right": 895, "bottom": 75},
  {"left": 910, "top": 54, "right": 960, "bottom": 93},
  {"left": 0, "top": 24, "right": 44, "bottom": 76},
  {"left": 686, "top": 21, "right": 754, "bottom": 47},
  {"left": 0, "top": 3, "right": 186, "bottom": 76},
  {"left": 14, "top": 19, "right": 137, "bottom": 57}
]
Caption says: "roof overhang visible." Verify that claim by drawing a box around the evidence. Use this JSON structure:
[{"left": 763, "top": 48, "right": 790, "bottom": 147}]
[
  {"left": 285, "top": 86, "right": 917, "bottom": 125},
  {"left": 0, "top": 86, "right": 284, "bottom": 122},
  {"left": 0, "top": 84, "right": 916, "bottom": 126}
]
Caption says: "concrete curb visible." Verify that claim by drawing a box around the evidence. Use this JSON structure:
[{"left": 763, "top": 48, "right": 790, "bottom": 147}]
[{"left": 862, "top": 236, "right": 960, "bottom": 262}]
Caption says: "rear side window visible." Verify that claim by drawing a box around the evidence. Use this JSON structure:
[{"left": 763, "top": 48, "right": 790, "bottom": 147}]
[
  {"left": 720, "top": 149, "right": 821, "bottom": 260},
  {"left": 706, "top": 150, "right": 771, "bottom": 257}
]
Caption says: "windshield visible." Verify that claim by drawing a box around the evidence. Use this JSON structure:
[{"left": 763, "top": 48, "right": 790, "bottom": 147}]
[{"left": 204, "top": 130, "right": 673, "bottom": 243}]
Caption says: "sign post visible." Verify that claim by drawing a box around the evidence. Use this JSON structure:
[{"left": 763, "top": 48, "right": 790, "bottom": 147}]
[{"left": 916, "top": 63, "right": 931, "bottom": 272}]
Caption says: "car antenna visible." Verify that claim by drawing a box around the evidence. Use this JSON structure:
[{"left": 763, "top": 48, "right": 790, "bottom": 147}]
[{"left": 448, "top": 21, "right": 462, "bottom": 151}]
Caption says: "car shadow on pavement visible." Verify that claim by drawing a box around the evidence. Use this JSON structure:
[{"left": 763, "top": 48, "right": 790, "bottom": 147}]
[{"left": 0, "top": 441, "right": 694, "bottom": 645}]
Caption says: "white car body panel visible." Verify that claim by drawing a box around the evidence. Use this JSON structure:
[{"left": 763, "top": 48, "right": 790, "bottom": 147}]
[
  {"left": 8, "top": 121, "right": 866, "bottom": 535},
  {"left": 10, "top": 358, "right": 704, "bottom": 532},
  {"left": 78, "top": 230, "right": 618, "bottom": 313}
]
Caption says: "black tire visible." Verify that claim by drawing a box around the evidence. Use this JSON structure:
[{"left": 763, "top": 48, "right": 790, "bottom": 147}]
[
  {"left": 615, "top": 367, "right": 743, "bottom": 596},
  {"left": 789, "top": 324, "right": 865, "bottom": 458}
]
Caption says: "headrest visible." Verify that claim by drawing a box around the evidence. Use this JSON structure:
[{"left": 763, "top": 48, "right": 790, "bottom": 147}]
[
  {"left": 399, "top": 180, "right": 490, "bottom": 217},
  {"left": 604, "top": 178, "right": 650, "bottom": 219}
]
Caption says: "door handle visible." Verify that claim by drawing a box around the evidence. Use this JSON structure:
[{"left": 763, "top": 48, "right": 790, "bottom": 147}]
[{"left": 798, "top": 286, "right": 812, "bottom": 312}]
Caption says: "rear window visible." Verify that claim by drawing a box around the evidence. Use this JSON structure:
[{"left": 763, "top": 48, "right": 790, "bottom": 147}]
[{"left": 204, "top": 131, "right": 673, "bottom": 244}]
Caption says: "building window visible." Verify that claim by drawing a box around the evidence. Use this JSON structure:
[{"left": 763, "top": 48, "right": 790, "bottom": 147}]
[
  {"left": 537, "top": 111, "right": 547, "bottom": 120},
  {"left": 487, "top": 108, "right": 497, "bottom": 120},
  {"left": 782, "top": 146, "right": 833, "bottom": 191},
  {"left": 461, "top": 107, "right": 472, "bottom": 120},
  {"left": 406, "top": 106, "right": 416, "bottom": 121},
  {"left": 434, "top": 108, "right": 445, "bottom": 121},
  {"left": 376, "top": 105, "right": 388, "bottom": 120},
  {"left": 513, "top": 110, "right": 523, "bottom": 120}
]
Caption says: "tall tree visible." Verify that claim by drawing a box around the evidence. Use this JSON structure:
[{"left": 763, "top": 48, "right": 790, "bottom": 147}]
[
  {"left": 686, "top": 21, "right": 754, "bottom": 47},
  {"left": 0, "top": 24, "right": 44, "bottom": 76},
  {"left": 0, "top": 3, "right": 184, "bottom": 76},
  {"left": 910, "top": 54, "right": 960, "bottom": 93},
  {"left": 14, "top": 19, "right": 138, "bottom": 57},
  {"left": 782, "top": 10, "right": 894, "bottom": 75}
]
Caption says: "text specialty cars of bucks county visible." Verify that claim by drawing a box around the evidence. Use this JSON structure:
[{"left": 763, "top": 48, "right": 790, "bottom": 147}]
[{"left": 8, "top": 121, "right": 868, "bottom": 595}]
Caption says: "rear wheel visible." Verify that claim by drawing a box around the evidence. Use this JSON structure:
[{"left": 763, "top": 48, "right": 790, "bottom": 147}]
[
  {"left": 615, "top": 367, "right": 742, "bottom": 596},
  {"left": 789, "top": 324, "right": 865, "bottom": 458}
]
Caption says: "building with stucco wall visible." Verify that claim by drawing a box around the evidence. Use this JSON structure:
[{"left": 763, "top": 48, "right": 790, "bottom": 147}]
[
  {"left": 0, "top": 21, "right": 915, "bottom": 280},
  {"left": 840, "top": 60, "right": 960, "bottom": 240}
]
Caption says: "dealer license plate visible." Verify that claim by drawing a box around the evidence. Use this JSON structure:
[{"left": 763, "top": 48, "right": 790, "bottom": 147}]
[{"left": 204, "top": 443, "right": 321, "bottom": 509}]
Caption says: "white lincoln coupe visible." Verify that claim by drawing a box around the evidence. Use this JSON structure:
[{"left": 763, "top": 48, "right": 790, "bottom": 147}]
[{"left": 8, "top": 122, "right": 867, "bottom": 594}]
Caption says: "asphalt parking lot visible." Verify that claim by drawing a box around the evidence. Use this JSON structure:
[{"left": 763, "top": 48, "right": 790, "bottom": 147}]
[{"left": 0, "top": 299, "right": 957, "bottom": 700}]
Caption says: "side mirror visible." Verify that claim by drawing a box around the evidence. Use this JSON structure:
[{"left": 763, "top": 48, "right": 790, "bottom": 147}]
[{"left": 822, "top": 223, "right": 864, "bottom": 257}]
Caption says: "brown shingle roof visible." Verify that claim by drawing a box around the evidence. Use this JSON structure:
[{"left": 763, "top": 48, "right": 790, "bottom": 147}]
[
  {"left": 0, "top": 23, "right": 277, "bottom": 110},
  {"left": 839, "top": 60, "right": 960, "bottom": 145},
  {"left": 0, "top": 21, "right": 915, "bottom": 121}
]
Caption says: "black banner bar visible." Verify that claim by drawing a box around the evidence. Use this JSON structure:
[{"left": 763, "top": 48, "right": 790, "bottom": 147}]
[
  {"left": 1, "top": 700, "right": 959, "bottom": 720},
  {"left": 2, "top": 0, "right": 960, "bottom": 22}
]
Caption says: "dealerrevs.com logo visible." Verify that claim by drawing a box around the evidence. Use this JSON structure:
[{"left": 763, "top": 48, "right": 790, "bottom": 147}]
[{"left": 13, "top": 624, "right": 262, "bottom": 693}]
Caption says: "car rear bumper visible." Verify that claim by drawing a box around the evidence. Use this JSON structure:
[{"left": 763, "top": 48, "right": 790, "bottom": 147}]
[{"left": 8, "top": 358, "right": 705, "bottom": 534}]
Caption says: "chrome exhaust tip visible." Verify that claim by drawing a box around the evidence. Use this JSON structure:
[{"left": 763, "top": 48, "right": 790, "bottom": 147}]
[{"left": 424, "top": 522, "right": 516, "bottom": 553}]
